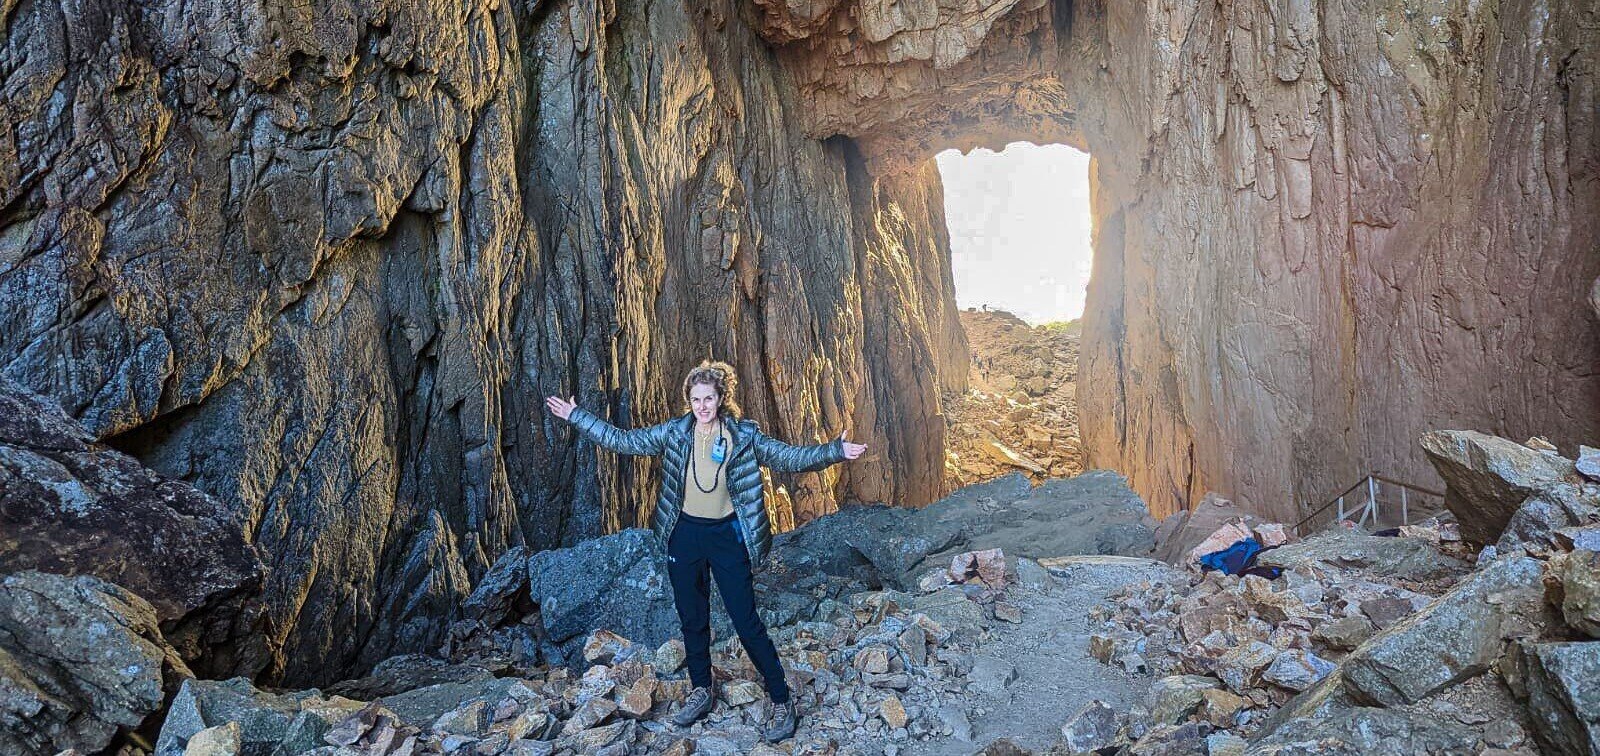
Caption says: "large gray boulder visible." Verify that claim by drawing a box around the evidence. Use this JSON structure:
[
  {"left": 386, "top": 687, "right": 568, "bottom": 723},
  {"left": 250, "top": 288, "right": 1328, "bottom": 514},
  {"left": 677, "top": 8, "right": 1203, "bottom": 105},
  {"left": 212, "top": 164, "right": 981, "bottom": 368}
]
[
  {"left": 1420, "top": 430, "right": 1582, "bottom": 545},
  {"left": 1246, "top": 706, "right": 1481, "bottom": 755},
  {"left": 0, "top": 571, "right": 193, "bottom": 756},
  {"left": 0, "top": 381, "right": 266, "bottom": 676},
  {"left": 1495, "top": 483, "right": 1600, "bottom": 556},
  {"left": 153, "top": 677, "right": 365, "bottom": 756},
  {"left": 525, "top": 529, "right": 678, "bottom": 666},
  {"left": 1504, "top": 641, "right": 1600, "bottom": 756},
  {"left": 1338, "top": 555, "right": 1549, "bottom": 706},
  {"left": 1255, "top": 528, "right": 1471, "bottom": 584},
  {"left": 1554, "top": 550, "right": 1600, "bottom": 639}
]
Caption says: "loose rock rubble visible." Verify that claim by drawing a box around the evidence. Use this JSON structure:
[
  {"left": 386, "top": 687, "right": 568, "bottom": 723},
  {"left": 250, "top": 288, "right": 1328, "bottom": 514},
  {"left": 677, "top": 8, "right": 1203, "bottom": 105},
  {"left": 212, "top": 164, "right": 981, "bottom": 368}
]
[
  {"left": 14, "top": 430, "right": 1600, "bottom": 756},
  {"left": 1047, "top": 433, "right": 1600, "bottom": 756},
  {"left": 943, "top": 310, "right": 1084, "bottom": 491},
  {"left": 146, "top": 547, "right": 1087, "bottom": 756}
]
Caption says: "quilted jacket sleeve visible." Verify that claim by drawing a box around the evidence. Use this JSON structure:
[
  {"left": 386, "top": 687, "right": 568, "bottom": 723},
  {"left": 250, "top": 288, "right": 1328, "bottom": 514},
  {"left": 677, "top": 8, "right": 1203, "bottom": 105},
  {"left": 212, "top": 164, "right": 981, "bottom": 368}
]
[
  {"left": 751, "top": 427, "right": 846, "bottom": 473},
  {"left": 567, "top": 406, "right": 669, "bottom": 457}
]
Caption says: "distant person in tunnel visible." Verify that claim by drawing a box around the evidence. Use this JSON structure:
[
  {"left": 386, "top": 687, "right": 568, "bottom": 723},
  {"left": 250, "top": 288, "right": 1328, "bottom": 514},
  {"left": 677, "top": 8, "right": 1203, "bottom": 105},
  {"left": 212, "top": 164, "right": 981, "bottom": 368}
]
[{"left": 545, "top": 360, "right": 867, "bottom": 742}]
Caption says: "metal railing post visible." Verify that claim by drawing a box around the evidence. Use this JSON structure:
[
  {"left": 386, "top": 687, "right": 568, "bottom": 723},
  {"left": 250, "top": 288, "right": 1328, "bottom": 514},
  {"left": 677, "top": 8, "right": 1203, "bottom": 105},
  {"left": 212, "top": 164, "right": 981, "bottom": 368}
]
[
  {"left": 1367, "top": 476, "right": 1379, "bottom": 527},
  {"left": 1401, "top": 487, "right": 1409, "bottom": 525},
  {"left": 1337, "top": 495, "right": 1345, "bottom": 523}
]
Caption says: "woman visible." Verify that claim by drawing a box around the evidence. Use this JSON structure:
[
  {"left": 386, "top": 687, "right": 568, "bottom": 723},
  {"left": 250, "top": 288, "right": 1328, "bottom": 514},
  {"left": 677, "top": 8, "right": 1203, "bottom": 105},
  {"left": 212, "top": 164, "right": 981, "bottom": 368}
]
[{"left": 544, "top": 360, "right": 866, "bottom": 742}]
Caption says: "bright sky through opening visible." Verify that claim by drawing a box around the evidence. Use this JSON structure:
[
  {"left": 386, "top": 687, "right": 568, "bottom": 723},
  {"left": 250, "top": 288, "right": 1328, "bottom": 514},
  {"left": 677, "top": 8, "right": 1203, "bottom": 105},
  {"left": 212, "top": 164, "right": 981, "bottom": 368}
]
[{"left": 936, "top": 142, "right": 1093, "bottom": 325}]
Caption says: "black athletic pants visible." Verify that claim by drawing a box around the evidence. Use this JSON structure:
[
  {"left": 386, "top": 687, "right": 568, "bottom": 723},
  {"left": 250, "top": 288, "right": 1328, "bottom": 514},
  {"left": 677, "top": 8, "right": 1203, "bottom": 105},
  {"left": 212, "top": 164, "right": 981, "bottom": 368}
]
[{"left": 666, "top": 511, "right": 790, "bottom": 704}]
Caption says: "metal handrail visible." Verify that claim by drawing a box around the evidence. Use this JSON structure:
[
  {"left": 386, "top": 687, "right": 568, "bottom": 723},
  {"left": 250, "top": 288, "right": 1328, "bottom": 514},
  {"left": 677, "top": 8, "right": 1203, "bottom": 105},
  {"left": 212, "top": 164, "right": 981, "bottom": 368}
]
[{"left": 1293, "top": 473, "right": 1445, "bottom": 535}]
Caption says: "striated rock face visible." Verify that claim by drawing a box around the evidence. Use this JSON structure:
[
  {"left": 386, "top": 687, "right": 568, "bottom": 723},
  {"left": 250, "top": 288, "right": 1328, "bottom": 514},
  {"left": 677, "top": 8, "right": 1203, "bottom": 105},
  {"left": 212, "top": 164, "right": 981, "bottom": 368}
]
[
  {"left": 1067, "top": 0, "right": 1600, "bottom": 521},
  {"left": 1, "top": 0, "right": 961, "bottom": 684}
]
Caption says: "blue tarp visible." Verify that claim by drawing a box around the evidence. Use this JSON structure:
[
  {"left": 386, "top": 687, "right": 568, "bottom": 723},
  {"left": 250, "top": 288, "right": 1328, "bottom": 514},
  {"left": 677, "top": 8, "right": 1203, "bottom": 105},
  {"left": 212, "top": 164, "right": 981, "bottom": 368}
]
[{"left": 1198, "top": 537, "right": 1282, "bottom": 578}]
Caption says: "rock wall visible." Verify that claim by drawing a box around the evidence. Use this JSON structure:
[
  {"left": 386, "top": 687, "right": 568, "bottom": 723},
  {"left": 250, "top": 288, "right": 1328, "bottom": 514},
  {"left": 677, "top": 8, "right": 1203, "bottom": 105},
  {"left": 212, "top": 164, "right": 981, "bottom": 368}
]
[
  {"left": 1068, "top": 0, "right": 1600, "bottom": 521},
  {"left": 747, "top": 0, "right": 1599, "bottom": 523},
  {"left": 0, "top": 0, "right": 960, "bottom": 685}
]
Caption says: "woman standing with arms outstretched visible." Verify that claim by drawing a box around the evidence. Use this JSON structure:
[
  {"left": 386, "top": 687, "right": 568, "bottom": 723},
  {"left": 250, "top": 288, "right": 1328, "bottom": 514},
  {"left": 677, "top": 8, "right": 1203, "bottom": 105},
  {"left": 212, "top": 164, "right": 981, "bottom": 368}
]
[{"left": 545, "top": 360, "right": 867, "bottom": 743}]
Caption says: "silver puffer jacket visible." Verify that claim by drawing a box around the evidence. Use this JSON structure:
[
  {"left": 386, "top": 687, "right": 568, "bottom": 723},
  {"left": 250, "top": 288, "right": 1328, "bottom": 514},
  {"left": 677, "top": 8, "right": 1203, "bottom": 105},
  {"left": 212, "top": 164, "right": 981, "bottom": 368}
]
[{"left": 567, "top": 407, "right": 846, "bottom": 566}]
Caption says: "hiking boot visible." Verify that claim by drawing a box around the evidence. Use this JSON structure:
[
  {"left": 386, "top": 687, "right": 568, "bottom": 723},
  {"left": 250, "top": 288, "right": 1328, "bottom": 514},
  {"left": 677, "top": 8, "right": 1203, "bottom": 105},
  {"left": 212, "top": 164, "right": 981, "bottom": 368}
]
[
  {"left": 762, "top": 699, "right": 797, "bottom": 742},
  {"left": 671, "top": 685, "right": 715, "bottom": 728}
]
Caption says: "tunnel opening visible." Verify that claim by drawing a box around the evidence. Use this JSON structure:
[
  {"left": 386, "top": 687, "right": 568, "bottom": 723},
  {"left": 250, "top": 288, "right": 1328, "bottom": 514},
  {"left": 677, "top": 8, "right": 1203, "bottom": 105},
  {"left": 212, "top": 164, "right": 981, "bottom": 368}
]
[{"left": 933, "top": 141, "right": 1092, "bottom": 495}]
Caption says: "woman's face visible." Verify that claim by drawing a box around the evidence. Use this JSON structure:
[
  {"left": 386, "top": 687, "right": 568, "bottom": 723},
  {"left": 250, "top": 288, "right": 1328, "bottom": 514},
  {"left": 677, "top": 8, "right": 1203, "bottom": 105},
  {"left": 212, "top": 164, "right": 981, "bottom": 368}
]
[{"left": 689, "top": 382, "right": 720, "bottom": 424}]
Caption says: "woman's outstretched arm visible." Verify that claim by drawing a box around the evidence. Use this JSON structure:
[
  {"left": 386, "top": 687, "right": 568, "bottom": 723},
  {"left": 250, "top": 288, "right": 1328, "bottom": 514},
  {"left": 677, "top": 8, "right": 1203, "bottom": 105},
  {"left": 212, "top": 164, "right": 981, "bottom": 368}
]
[
  {"left": 753, "top": 429, "right": 867, "bottom": 472},
  {"left": 546, "top": 395, "right": 668, "bottom": 457}
]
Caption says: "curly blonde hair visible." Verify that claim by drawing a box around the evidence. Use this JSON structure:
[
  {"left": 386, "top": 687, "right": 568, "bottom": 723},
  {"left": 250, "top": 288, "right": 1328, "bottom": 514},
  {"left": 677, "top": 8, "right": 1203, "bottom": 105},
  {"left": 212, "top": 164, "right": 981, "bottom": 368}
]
[{"left": 682, "top": 360, "right": 742, "bottom": 419}]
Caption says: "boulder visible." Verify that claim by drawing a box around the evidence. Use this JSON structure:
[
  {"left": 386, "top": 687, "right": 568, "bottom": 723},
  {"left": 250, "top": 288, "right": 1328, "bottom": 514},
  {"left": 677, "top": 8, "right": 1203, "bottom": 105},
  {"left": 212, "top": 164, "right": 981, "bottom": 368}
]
[
  {"left": 1505, "top": 641, "right": 1600, "bottom": 756},
  {"left": 1555, "top": 550, "right": 1600, "bottom": 638},
  {"left": 0, "top": 571, "right": 192, "bottom": 756},
  {"left": 1255, "top": 529, "right": 1470, "bottom": 584},
  {"left": 1495, "top": 484, "right": 1600, "bottom": 556},
  {"left": 0, "top": 382, "right": 265, "bottom": 676},
  {"left": 153, "top": 677, "right": 364, "bottom": 756},
  {"left": 1151, "top": 493, "right": 1256, "bottom": 565},
  {"left": 374, "top": 677, "right": 526, "bottom": 729},
  {"left": 1340, "top": 555, "right": 1549, "bottom": 706},
  {"left": 1249, "top": 706, "right": 1481, "bottom": 755},
  {"left": 324, "top": 654, "right": 496, "bottom": 700},
  {"left": 525, "top": 529, "right": 678, "bottom": 666},
  {"left": 1420, "top": 430, "right": 1581, "bottom": 545},
  {"left": 459, "top": 546, "right": 533, "bottom": 627}
]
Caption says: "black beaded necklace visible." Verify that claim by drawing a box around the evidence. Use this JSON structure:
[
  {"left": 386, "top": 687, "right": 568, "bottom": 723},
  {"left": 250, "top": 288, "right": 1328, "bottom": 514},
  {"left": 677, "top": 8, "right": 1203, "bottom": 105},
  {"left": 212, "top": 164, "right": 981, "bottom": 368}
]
[{"left": 689, "top": 420, "right": 727, "bottom": 493}]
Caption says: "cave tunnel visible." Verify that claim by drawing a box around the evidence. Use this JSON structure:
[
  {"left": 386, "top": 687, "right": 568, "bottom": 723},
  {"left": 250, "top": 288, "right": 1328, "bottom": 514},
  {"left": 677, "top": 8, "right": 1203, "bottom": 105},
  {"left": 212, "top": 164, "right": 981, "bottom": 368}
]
[{"left": 1, "top": 0, "right": 1596, "bottom": 690}]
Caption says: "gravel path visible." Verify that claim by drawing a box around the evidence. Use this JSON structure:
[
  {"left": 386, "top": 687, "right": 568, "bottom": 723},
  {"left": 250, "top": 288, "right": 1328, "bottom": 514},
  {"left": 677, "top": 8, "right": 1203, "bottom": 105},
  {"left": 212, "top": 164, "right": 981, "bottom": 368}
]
[{"left": 909, "top": 556, "right": 1185, "bottom": 755}]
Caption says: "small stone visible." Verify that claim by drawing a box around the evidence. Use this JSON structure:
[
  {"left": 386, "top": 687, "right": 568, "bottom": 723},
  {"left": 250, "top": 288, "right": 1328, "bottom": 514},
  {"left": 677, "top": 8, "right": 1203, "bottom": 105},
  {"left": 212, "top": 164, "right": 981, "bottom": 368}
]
[
  {"left": 992, "top": 602, "right": 1023, "bottom": 623},
  {"left": 721, "top": 680, "right": 764, "bottom": 706},
  {"left": 879, "top": 695, "right": 908, "bottom": 729},
  {"left": 854, "top": 645, "right": 891, "bottom": 674},
  {"left": 575, "top": 720, "right": 629, "bottom": 750},
  {"left": 1527, "top": 436, "right": 1561, "bottom": 453},
  {"left": 1205, "top": 732, "right": 1248, "bottom": 756},
  {"left": 898, "top": 625, "right": 929, "bottom": 667},
  {"left": 918, "top": 568, "right": 952, "bottom": 592},
  {"left": 434, "top": 700, "right": 490, "bottom": 735},
  {"left": 1145, "top": 675, "right": 1219, "bottom": 725},
  {"left": 1088, "top": 634, "right": 1117, "bottom": 663},
  {"left": 656, "top": 639, "right": 687, "bottom": 674},
  {"left": 1199, "top": 688, "right": 1246, "bottom": 728},
  {"left": 1359, "top": 597, "right": 1416, "bottom": 630},
  {"left": 583, "top": 629, "right": 634, "bottom": 665},
  {"left": 616, "top": 678, "right": 655, "bottom": 719},
  {"left": 660, "top": 739, "right": 694, "bottom": 756},
  {"left": 1215, "top": 640, "right": 1277, "bottom": 693},
  {"left": 1557, "top": 550, "right": 1600, "bottom": 638},
  {"left": 560, "top": 697, "right": 617, "bottom": 735},
  {"left": 1312, "top": 615, "right": 1376, "bottom": 651},
  {"left": 505, "top": 739, "right": 555, "bottom": 756},
  {"left": 937, "top": 705, "right": 973, "bottom": 743},
  {"left": 504, "top": 708, "right": 553, "bottom": 741},
  {"left": 1262, "top": 649, "right": 1335, "bottom": 692},
  {"left": 1059, "top": 700, "right": 1119, "bottom": 752},
  {"left": 1576, "top": 446, "right": 1600, "bottom": 481},
  {"left": 184, "top": 722, "right": 241, "bottom": 756}
]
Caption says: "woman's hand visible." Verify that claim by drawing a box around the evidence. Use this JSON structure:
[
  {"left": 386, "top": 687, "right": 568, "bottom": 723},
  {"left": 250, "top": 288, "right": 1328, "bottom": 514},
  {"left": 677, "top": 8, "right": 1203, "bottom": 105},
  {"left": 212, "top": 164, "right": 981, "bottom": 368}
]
[
  {"left": 545, "top": 395, "right": 577, "bottom": 421},
  {"left": 839, "top": 431, "right": 868, "bottom": 460}
]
